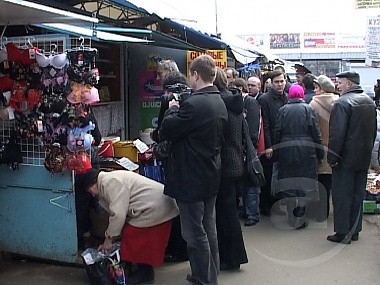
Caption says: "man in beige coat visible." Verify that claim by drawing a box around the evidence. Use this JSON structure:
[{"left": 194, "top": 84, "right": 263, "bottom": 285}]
[{"left": 310, "top": 75, "right": 339, "bottom": 222}]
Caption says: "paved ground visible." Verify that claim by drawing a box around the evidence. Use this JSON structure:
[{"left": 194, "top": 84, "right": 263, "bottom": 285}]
[{"left": 1, "top": 211, "right": 380, "bottom": 285}]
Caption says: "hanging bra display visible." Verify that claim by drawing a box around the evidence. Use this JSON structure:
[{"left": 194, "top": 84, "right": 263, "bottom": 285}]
[
  {"left": 66, "top": 49, "right": 99, "bottom": 86},
  {"left": 1, "top": 37, "right": 102, "bottom": 174},
  {"left": 36, "top": 50, "right": 68, "bottom": 69}
]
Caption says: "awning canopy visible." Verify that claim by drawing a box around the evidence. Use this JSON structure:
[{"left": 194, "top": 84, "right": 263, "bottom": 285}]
[
  {"left": 36, "top": 23, "right": 151, "bottom": 43},
  {"left": 95, "top": 25, "right": 205, "bottom": 51},
  {"left": 0, "top": 0, "right": 98, "bottom": 25}
]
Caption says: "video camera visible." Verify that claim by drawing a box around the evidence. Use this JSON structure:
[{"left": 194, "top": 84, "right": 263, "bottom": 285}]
[{"left": 164, "top": 83, "right": 191, "bottom": 103}]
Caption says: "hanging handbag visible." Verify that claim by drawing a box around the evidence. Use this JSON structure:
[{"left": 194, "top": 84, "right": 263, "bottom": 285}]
[{"left": 242, "top": 118, "right": 266, "bottom": 187}]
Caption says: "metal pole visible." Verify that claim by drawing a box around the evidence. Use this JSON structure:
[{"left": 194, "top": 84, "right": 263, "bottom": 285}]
[{"left": 215, "top": 0, "right": 218, "bottom": 36}]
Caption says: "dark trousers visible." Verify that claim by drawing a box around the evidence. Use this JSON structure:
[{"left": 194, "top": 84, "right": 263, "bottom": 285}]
[
  {"left": 331, "top": 166, "right": 367, "bottom": 235},
  {"left": 177, "top": 196, "right": 219, "bottom": 285},
  {"left": 165, "top": 215, "right": 188, "bottom": 261},
  {"left": 216, "top": 177, "right": 248, "bottom": 267},
  {"left": 75, "top": 185, "right": 91, "bottom": 239},
  {"left": 259, "top": 156, "right": 278, "bottom": 213},
  {"left": 316, "top": 174, "right": 332, "bottom": 221}
]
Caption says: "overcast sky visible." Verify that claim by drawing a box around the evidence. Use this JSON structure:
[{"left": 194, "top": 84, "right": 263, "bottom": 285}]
[{"left": 129, "top": 0, "right": 380, "bottom": 36}]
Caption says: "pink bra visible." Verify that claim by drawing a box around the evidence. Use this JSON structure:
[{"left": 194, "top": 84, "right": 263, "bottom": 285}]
[
  {"left": 36, "top": 51, "right": 68, "bottom": 69},
  {"left": 66, "top": 82, "right": 99, "bottom": 105}
]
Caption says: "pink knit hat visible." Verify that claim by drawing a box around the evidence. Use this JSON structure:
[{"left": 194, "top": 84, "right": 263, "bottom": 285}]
[{"left": 288, "top": 85, "right": 305, "bottom": 99}]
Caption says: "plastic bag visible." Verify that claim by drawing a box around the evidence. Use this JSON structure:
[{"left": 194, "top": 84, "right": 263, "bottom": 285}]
[
  {"left": 82, "top": 248, "right": 113, "bottom": 285},
  {"left": 141, "top": 159, "right": 165, "bottom": 183},
  {"left": 81, "top": 245, "right": 127, "bottom": 285}
]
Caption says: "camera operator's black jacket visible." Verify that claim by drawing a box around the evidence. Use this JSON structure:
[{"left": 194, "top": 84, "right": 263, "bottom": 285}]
[
  {"left": 161, "top": 86, "right": 228, "bottom": 202},
  {"left": 152, "top": 93, "right": 171, "bottom": 143}
]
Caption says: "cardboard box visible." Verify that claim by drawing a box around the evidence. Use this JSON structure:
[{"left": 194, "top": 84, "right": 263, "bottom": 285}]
[
  {"left": 113, "top": 141, "right": 139, "bottom": 162},
  {"left": 363, "top": 200, "right": 378, "bottom": 214}
]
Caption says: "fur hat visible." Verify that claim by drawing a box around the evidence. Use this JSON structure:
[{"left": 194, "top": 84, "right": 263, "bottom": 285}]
[
  {"left": 313, "top": 75, "right": 336, "bottom": 93},
  {"left": 289, "top": 84, "right": 305, "bottom": 99}
]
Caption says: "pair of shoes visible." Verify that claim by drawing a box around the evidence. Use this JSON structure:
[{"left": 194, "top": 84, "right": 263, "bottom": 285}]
[
  {"left": 351, "top": 233, "right": 359, "bottom": 241},
  {"left": 295, "top": 221, "right": 308, "bottom": 230},
  {"left": 244, "top": 219, "right": 258, "bottom": 227},
  {"left": 327, "top": 233, "right": 351, "bottom": 244},
  {"left": 220, "top": 263, "right": 240, "bottom": 271},
  {"left": 128, "top": 264, "right": 154, "bottom": 284}
]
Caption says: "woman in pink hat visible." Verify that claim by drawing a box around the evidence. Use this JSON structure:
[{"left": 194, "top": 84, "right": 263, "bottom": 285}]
[{"left": 273, "top": 85, "right": 324, "bottom": 229}]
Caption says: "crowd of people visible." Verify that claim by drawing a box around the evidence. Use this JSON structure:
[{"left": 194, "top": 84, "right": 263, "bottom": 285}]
[{"left": 76, "top": 57, "right": 377, "bottom": 285}]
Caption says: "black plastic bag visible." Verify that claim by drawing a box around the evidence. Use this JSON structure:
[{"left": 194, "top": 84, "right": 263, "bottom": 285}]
[
  {"left": 84, "top": 259, "right": 113, "bottom": 285},
  {"left": 82, "top": 248, "right": 113, "bottom": 285}
]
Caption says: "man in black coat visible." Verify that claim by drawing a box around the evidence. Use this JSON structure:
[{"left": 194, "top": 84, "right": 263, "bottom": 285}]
[
  {"left": 161, "top": 55, "right": 228, "bottom": 285},
  {"left": 258, "top": 71, "right": 288, "bottom": 216},
  {"left": 327, "top": 71, "right": 377, "bottom": 244}
]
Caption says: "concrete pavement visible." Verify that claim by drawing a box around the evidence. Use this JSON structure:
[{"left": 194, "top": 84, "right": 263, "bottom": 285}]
[{"left": 1, "top": 212, "right": 380, "bottom": 285}]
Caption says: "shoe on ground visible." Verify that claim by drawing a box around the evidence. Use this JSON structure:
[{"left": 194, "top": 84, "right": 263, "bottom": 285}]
[
  {"left": 327, "top": 233, "right": 351, "bottom": 244},
  {"left": 220, "top": 263, "right": 240, "bottom": 271},
  {"left": 128, "top": 264, "right": 154, "bottom": 284},
  {"left": 351, "top": 233, "right": 359, "bottom": 241},
  {"left": 295, "top": 221, "right": 308, "bottom": 230},
  {"left": 186, "top": 274, "right": 197, "bottom": 283},
  {"left": 244, "top": 219, "right": 258, "bottom": 227}
]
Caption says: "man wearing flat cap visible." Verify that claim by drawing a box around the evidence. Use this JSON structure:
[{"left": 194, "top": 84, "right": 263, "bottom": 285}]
[
  {"left": 326, "top": 71, "right": 377, "bottom": 244},
  {"left": 294, "top": 63, "right": 311, "bottom": 85}
]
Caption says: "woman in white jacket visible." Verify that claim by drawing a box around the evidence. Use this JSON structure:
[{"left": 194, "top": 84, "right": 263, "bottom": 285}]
[
  {"left": 310, "top": 75, "right": 339, "bottom": 222},
  {"left": 76, "top": 169, "right": 179, "bottom": 284}
]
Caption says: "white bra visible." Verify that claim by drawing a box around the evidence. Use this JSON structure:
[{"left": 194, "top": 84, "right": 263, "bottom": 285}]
[
  {"left": 0, "top": 49, "right": 8, "bottom": 62},
  {"left": 36, "top": 51, "right": 68, "bottom": 69}
]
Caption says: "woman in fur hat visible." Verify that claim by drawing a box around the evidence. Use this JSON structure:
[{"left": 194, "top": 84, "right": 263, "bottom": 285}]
[{"left": 309, "top": 75, "right": 339, "bottom": 222}]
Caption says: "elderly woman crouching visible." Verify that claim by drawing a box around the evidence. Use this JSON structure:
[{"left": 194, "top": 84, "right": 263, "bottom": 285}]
[{"left": 76, "top": 169, "right": 179, "bottom": 285}]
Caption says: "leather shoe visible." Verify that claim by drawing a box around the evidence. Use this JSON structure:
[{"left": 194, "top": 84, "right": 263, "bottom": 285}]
[
  {"left": 186, "top": 274, "right": 196, "bottom": 283},
  {"left": 244, "top": 219, "right": 258, "bottom": 227},
  {"left": 327, "top": 233, "right": 351, "bottom": 244},
  {"left": 351, "top": 233, "right": 359, "bottom": 241},
  {"left": 295, "top": 221, "right": 308, "bottom": 230}
]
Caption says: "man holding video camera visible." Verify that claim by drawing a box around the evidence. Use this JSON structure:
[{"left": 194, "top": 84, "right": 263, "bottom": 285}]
[{"left": 161, "top": 54, "right": 228, "bottom": 285}]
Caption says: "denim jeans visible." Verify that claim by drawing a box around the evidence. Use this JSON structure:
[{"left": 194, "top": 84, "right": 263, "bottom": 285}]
[
  {"left": 242, "top": 186, "right": 260, "bottom": 222},
  {"left": 177, "top": 195, "right": 219, "bottom": 285}
]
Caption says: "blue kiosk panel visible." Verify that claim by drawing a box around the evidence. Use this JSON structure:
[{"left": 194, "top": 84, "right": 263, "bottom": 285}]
[{"left": 0, "top": 165, "right": 78, "bottom": 263}]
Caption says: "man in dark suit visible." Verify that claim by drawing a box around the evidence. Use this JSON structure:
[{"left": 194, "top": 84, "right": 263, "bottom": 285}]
[
  {"left": 161, "top": 54, "right": 228, "bottom": 285},
  {"left": 258, "top": 71, "right": 288, "bottom": 216},
  {"left": 327, "top": 71, "right": 377, "bottom": 244}
]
